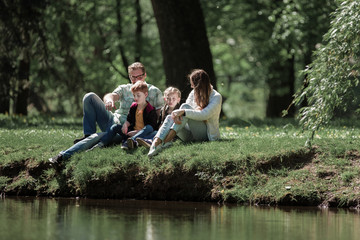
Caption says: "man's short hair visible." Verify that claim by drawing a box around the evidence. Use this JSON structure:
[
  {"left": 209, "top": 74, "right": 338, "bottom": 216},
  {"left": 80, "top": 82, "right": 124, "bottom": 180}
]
[
  {"left": 131, "top": 81, "right": 148, "bottom": 94},
  {"left": 128, "top": 62, "right": 145, "bottom": 73}
]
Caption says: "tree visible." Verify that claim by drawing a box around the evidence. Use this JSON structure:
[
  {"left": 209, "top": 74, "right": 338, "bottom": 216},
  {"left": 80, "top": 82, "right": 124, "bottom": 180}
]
[
  {"left": 293, "top": 0, "right": 360, "bottom": 139},
  {"left": 0, "top": 0, "right": 47, "bottom": 115},
  {"left": 203, "top": 0, "right": 335, "bottom": 118},
  {"left": 243, "top": 0, "right": 335, "bottom": 117},
  {"left": 0, "top": 0, "right": 162, "bottom": 116},
  {"left": 151, "top": 0, "right": 216, "bottom": 100}
]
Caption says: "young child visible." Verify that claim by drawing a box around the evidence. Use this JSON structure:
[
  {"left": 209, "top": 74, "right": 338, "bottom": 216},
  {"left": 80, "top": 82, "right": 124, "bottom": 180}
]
[
  {"left": 92, "top": 81, "right": 158, "bottom": 150},
  {"left": 136, "top": 87, "right": 181, "bottom": 148}
]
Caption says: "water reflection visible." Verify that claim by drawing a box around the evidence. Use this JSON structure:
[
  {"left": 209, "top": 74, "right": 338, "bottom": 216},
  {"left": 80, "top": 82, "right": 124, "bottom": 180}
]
[{"left": 0, "top": 197, "right": 359, "bottom": 240}]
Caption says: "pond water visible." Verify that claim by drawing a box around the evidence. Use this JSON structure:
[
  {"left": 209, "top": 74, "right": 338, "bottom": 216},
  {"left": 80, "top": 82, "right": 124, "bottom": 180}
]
[{"left": 0, "top": 197, "right": 359, "bottom": 240}]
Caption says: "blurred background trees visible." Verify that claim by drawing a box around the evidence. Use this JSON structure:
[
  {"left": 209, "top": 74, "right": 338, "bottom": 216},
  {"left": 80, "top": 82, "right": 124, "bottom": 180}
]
[{"left": 1, "top": 0, "right": 358, "bottom": 122}]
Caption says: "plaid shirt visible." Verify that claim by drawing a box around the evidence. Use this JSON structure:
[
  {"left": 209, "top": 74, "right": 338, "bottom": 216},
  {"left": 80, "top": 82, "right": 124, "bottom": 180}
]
[{"left": 112, "top": 83, "right": 164, "bottom": 124}]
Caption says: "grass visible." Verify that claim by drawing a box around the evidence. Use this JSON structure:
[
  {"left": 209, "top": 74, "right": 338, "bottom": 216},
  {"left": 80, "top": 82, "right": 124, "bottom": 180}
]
[{"left": 1, "top": 114, "right": 360, "bottom": 207}]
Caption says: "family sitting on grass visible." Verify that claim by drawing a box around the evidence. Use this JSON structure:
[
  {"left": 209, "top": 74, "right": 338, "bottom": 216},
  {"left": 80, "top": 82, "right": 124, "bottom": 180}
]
[{"left": 49, "top": 62, "right": 222, "bottom": 165}]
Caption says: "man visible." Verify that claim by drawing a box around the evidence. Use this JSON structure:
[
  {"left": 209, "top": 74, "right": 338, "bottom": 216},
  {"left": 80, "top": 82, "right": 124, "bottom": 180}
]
[
  {"left": 74, "top": 62, "right": 164, "bottom": 143},
  {"left": 49, "top": 62, "right": 163, "bottom": 164}
]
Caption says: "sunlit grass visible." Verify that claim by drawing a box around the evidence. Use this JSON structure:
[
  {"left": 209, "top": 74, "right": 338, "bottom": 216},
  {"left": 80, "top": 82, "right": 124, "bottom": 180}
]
[{"left": 1, "top": 114, "right": 360, "bottom": 206}]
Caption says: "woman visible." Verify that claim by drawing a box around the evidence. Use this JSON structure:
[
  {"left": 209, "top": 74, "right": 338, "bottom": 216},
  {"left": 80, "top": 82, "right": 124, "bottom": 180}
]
[{"left": 148, "top": 69, "right": 222, "bottom": 157}]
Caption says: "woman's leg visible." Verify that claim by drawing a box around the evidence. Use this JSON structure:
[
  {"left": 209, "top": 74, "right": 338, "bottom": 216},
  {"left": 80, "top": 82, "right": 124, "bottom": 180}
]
[
  {"left": 174, "top": 118, "right": 208, "bottom": 142},
  {"left": 163, "top": 103, "right": 207, "bottom": 143}
]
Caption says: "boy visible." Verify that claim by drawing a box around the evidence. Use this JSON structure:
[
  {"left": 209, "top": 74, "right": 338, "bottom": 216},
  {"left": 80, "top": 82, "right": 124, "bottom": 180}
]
[{"left": 91, "top": 81, "right": 158, "bottom": 150}]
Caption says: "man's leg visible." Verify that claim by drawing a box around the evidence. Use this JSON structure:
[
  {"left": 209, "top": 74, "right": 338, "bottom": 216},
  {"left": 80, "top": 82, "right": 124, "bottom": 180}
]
[
  {"left": 100, "top": 124, "right": 123, "bottom": 146},
  {"left": 82, "top": 92, "right": 114, "bottom": 135},
  {"left": 60, "top": 132, "right": 106, "bottom": 160}
]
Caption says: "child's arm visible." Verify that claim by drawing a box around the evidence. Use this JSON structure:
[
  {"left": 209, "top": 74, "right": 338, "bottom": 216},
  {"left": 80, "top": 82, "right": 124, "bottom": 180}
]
[
  {"left": 127, "top": 130, "right": 139, "bottom": 137},
  {"left": 121, "top": 121, "right": 130, "bottom": 135}
]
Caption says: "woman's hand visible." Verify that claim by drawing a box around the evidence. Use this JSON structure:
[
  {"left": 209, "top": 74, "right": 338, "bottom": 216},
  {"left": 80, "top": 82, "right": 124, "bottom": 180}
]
[{"left": 171, "top": 110, "right": 185, "bottom": 124}]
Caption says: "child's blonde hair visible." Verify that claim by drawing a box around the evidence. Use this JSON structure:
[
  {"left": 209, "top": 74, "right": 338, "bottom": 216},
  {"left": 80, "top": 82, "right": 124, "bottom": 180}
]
[
  {"left": 164, "top": 87, "right": 181, "bottom": 99},
  {"left": 131, "top": 81, "right": 148, "bottom": 94}
]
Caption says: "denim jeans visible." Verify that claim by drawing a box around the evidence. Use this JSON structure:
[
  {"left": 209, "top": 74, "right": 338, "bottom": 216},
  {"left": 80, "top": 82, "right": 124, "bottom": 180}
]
[
  {"left": 155, "top": 103, "right": 208, "bottom": 142},
  {"left": 130, "top": 125, "right": 155, "bottom": 141},
  {"left": 141, "top": 130, "right": 157, "bottom": 140},
  {"left": 60, "top": 132, "right": 106, "bottom": 160},
  {"left": 82, "top": 92, "right": 115, "bottom": 135},
  {"left": 100, "top": 124, "right": 156, "bottom": 146}
]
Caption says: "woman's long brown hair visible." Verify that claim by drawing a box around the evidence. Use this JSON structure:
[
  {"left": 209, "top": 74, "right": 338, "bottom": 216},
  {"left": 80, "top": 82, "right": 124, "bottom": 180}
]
[{"left": 189, "top": 69, "right": 212, "bottom": 109}]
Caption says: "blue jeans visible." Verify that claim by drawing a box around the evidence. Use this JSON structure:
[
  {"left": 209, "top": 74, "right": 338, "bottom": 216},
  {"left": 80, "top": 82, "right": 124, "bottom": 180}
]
[
  {"left": 130, "top": 125, "right": 156, "bottom": 141},
  {"left": 60, "top": 132, "right": 106, "bottom": 160},
  {"left": 100, "top": 124, "right": 156, "bottom": 146},
  {"left": 155, "top": 103, "right": 208, "bottom": 142},
  {"left": 82, "top": 92, "right": 115, "bottom": 135},
  {"left": 141, "top": 130, "right": 157, "bottom": 140}
]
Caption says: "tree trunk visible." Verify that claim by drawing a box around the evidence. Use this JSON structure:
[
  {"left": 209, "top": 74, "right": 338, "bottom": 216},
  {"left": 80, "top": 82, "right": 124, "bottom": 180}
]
[
  {"left": 151, "top": 0, "right": 216, "bottom": 101},
  {"left": 15, "top": 33, "right": 31, "bottom": 115},
  {"left": 115, "top": 0, "right": 130, "bottom": 79},
  {"left": 0, "top": 57, "right": 12, "bottom": 114},
  {"left": 134, "top": 0, "right": 142, "bottom": 62}
]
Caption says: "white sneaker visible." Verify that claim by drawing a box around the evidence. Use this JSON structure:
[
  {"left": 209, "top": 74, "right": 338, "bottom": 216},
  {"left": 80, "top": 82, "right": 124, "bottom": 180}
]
[{"left": 148, "top": 144, "right": 163, "bottom": 157}]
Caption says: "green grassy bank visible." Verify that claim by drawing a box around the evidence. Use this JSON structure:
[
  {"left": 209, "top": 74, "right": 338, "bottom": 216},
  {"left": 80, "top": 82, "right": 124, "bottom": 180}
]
[{"left": 1, "top": 115, "right": 360, "bottom": 208}]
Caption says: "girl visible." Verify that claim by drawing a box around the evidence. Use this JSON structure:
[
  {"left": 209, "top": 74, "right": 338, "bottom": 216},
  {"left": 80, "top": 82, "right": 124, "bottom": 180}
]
[
  {"left": 148, "top": 69, "right": 222, "bottom": 157},
  {"left": 136, "top": 87, "right": 181, "bottom": 148}
]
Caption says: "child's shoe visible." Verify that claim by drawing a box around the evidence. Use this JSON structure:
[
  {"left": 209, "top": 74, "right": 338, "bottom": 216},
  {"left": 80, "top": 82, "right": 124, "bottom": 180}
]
[
  {"left": 136, "top": 138, "right": 152, "bottom": 148},
  {"left": 148, "top": 144, "right": 163, "bottom": 157},
  {"left": 127, "top": 138, "right": 137, "bottom": 149},
  {"left": 121, "top": 140, "right": 129, "bottom": 150}
]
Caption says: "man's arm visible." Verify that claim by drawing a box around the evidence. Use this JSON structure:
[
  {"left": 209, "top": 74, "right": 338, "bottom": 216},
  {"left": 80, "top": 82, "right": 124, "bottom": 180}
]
[{"left": 103, "top": 93, "right": 120, "bottom": 111}]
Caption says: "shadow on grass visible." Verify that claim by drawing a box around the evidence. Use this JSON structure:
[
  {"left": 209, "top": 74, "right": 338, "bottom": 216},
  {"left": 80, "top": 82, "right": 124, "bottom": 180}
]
[{"left": 256, "top": 148, "right": 315, "bottom": 173}]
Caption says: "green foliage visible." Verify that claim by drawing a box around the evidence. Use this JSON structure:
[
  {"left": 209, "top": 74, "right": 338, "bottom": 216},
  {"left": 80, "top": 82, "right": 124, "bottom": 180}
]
[
  {"left": 202, "top": 0, "right": 336, "bottom": 118},
  {"left": 0, "top": 176, "right": 11, "bottom": 190},
  {"left": 294, "top": 0, "right": 360, "bottom": 134}
]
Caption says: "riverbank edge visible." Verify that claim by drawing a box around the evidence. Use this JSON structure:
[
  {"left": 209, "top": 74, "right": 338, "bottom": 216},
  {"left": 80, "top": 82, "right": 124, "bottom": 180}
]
[{"left": 1, "top": 147, "right": 360, "bottom": 209}]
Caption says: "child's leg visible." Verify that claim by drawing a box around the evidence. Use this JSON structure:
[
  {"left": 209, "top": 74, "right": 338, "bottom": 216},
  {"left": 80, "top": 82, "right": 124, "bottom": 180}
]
[
  {"left": 131, "top": 125, "right": 154, "bottom": 140},
  {"left": 154, "top": 115, "right": 174, "bottom": 142},
  {"left": 142, "top": 130, "right": 157, "bottom": 140}
]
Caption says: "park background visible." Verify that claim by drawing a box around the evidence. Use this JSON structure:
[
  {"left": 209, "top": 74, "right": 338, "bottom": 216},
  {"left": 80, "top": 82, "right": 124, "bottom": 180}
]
[
  {"left": 2, "top": 0, "right": 358, "bottom": 122},
  {"left": 1, "top": 0, "right": 360, "bottom": 206}
]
